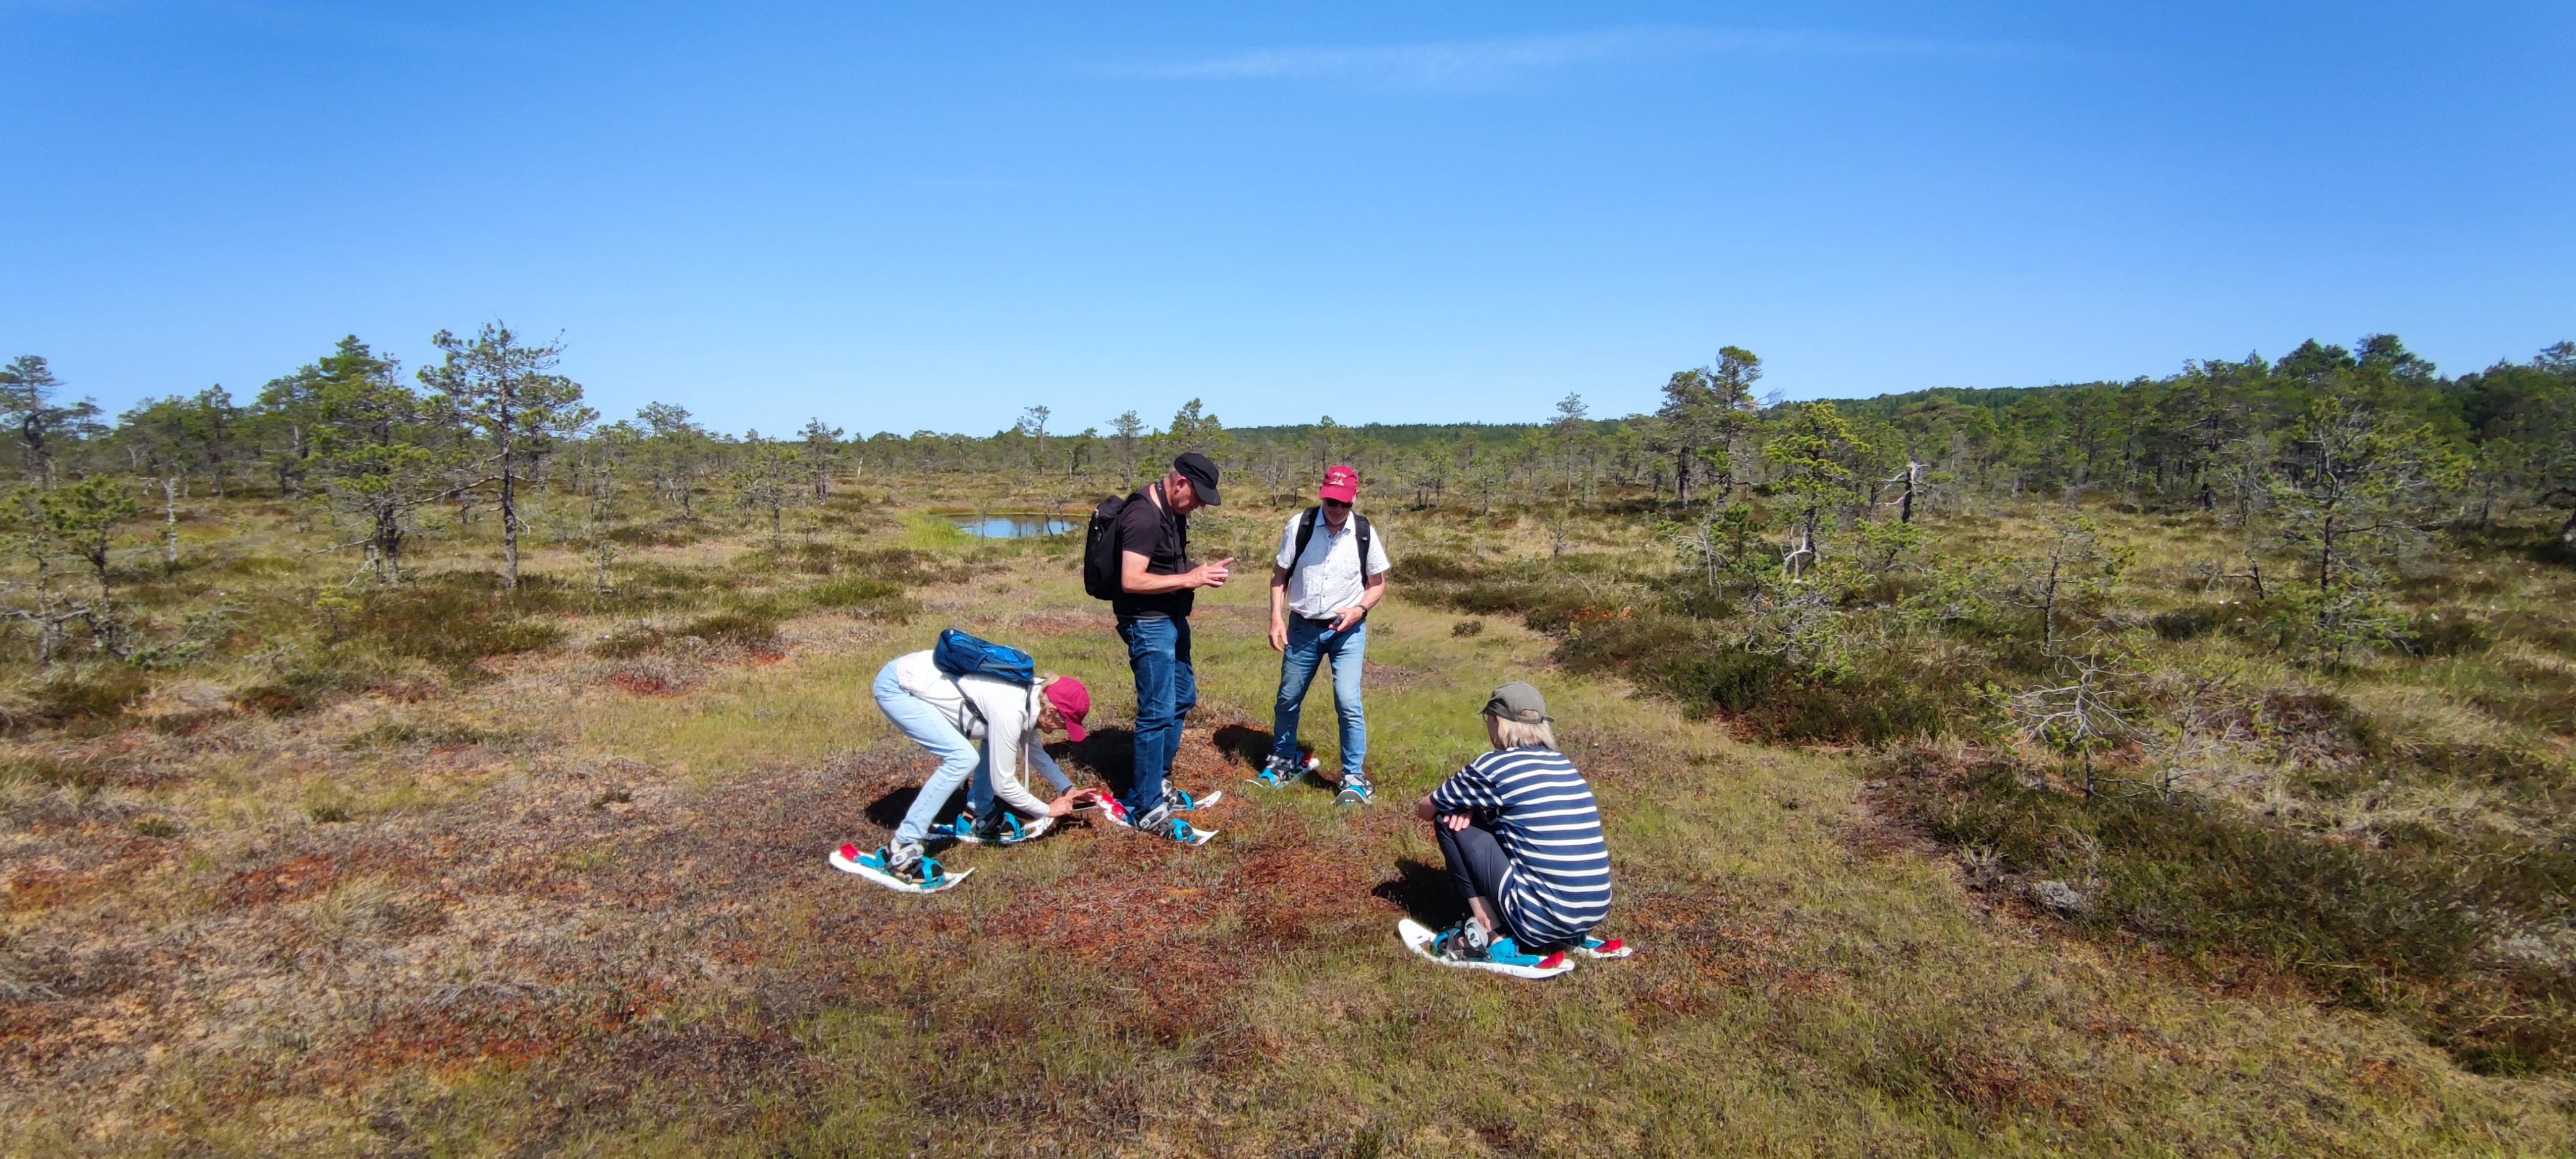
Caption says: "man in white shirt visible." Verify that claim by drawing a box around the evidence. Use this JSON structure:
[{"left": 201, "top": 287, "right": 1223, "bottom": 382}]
[{"left": 1259, "top": 464, "right": 1392, "bottom": 804}]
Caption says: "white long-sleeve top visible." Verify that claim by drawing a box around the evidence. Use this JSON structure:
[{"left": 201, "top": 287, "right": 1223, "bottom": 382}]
[{"left": 890, "top": 649, "right": 1068, "bottom": 817}]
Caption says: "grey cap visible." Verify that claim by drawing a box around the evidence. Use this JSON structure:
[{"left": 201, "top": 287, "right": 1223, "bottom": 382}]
[{"left": 1482, "top": 681, "right": 1551, "bottom": 724}]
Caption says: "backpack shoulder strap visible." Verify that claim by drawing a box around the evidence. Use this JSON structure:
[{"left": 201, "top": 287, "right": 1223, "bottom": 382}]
[
  {"left": 1356, "top": 514, "right": 1373, "bottom": 575},
  {"left": 1289, "top": 507, "right": 1320, "bottom": 575}
]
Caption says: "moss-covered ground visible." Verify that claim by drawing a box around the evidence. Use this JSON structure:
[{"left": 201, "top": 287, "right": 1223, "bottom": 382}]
[{"left": 3, "top": 485, "right": 2572, "bottom": 1156}]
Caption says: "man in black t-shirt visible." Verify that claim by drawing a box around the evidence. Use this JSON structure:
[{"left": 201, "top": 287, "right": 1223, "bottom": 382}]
[{"left": 1110, "top": 452, "right": 1234, "bottom": 843}]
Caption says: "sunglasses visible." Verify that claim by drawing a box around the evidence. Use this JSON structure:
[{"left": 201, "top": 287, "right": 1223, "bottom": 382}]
[{"left": 1322, "top": 497, "right": 1352, "bottom": 508}]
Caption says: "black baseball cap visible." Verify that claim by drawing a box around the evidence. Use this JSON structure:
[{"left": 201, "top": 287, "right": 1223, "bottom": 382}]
[{"left": 1173, "top": 451, "right": 1222, "bottom": 506}]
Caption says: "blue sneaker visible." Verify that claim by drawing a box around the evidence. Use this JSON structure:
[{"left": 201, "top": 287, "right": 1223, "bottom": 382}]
[{"left": 1333, "top": 770, "right": 1375, "bottom": 806}]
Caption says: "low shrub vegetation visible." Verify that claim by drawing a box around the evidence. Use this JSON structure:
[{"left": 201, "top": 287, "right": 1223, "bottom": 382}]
[{"left": 4, "top": 340, "right": 2575, "bottom": 1152}]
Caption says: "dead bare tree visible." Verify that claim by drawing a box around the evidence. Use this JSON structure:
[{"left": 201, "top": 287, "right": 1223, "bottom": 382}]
[
  {"left": 1882, "top": 460, "right": 1926, "bottom": 523},
  {"left": 2006, "top": 652, "right": 2136, "bottom": 796},
  {"left": 2006, "top": 516, "right": 2124, "bottom": 656}
]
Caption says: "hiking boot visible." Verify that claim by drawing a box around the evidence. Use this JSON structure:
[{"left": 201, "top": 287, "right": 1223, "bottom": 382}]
[{"left": 1333, "top": 770, "right": 1375, "bottom": 805}]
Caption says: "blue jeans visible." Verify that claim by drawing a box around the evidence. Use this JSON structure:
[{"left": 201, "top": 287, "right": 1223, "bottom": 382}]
[
  {"left": 1117, "top": 615, "right": 1196, "bottom": 814},
  {"left": 873, "top": 661, "right": 1018, "bottom": 846},
  {"left": 1273, "top": 617, "right": 1367, "bottom": 775}
]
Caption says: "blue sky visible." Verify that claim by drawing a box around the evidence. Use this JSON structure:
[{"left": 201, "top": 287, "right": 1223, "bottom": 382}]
[{"left": 4, "top": 2, "right": 2570, "bottom": 437}]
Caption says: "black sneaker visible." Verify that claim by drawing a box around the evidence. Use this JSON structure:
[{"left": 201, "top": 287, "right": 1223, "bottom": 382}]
[{"left": 968, "top": 813, "right": 1054, "bottom": 846}]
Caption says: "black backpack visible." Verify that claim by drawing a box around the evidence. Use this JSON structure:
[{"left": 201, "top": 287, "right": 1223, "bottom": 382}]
[
  {"left": 1289, "top": 506, "right": 1373, "bottom": 580},
  {"left": 1081, "top": 493, "right": 1130, "bottom": 600}
]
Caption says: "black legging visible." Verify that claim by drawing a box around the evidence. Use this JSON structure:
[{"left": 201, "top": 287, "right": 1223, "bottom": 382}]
[{"left": 1435, "top": 817, "right": 1521, "bottom": 942}]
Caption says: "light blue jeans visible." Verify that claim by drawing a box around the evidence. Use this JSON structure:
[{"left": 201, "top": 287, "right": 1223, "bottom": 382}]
[
  {"left": 872, "top": 661, "right": 1066, "bottom": 846},
  {"left": 1273, "top": 616, "right": 1367, "bottom": 776}
]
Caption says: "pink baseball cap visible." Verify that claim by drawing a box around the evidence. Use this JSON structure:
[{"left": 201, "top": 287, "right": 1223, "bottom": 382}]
[
  {"left": 1320, "top": 464, "right": 1359, "bottom": 503},
  {"left": 1043, "top": 677, "right": 1090, "bottom": 742}
]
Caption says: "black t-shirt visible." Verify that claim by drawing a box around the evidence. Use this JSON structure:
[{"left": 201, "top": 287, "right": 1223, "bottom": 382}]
[{"left": 1110, "top": 483, "right": 1192, "bottom": 620}]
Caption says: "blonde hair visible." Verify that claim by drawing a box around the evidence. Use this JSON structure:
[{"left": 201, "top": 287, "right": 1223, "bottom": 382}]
[{"left": 1486, "top": 713, "right": 1556, "bottom": 750}]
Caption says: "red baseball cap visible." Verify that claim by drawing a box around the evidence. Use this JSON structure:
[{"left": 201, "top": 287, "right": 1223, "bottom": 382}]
[
  {"left": 1320, "top": 464, "right": 1359, "bottom": 503},
  {"left": 1043, "top": 676, "right": 1090, "bottom": 742}
]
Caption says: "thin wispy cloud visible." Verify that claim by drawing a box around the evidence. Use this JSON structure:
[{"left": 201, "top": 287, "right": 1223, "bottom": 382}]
[
  {"left": 1104, "top": 27, "right": 2034, "bottom": 89},
  {"left": 910, "top": 177, "right": 1135, "bottom": 195}
]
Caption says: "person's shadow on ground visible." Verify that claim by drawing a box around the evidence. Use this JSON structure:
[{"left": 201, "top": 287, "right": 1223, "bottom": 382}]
[
  {"left": 1210, "top": 724, "right": 1274, "bottom": 768},
  {"left": 1063, "top": 726, "right": 1137, "bottom": 800},
  {"left": 1372, "top": 858, "right": 1466, "bottom": 929},
  {"left": 863, "top": 785, "right": 969, "bottom": 831}
]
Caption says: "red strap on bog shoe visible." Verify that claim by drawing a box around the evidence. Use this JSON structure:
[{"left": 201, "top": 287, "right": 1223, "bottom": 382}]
[
  {"left": 1596, "top": 940, "right": 1624, "bottom": 954},
  {"left": 1538, "top": 952, "right": 1567, "bottom": 969},
  {"left": 838, "top": 843, "right": 860, "bottom": 859}
]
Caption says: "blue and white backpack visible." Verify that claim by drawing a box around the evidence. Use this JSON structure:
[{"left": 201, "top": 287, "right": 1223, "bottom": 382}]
[{"left": 931, "top": 627, "right": 1037, "bottom": 686}]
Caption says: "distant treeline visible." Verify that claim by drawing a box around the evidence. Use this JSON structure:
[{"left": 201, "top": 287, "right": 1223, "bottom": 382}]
[{"left": 3, "top": 329, "right": 2570, "bottom": 547}]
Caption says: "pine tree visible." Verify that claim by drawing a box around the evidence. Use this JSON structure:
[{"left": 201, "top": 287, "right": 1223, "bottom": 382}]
[{"left": 419, "top": 323, "right": 597, "bottom": 591}]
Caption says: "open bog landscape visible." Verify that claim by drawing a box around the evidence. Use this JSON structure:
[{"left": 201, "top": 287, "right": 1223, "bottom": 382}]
[{"left": 4, "top": 367, "right": 2574, "bottom": 1156}]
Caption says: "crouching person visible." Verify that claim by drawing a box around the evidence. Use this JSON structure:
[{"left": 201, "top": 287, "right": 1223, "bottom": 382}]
[
  {"left": 835, "top": 636, "right": 1094, "bottom": 893},
  {"left": 1409, "top": 682, "right": 1627, "bottom": 976}
]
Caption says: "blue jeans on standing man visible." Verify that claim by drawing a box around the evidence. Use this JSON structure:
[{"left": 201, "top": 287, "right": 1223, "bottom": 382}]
[
  {"left": 1271, "top": 616, "right": 1367, "bottom": 776},
  {"left": 1118, "top": 615, "right": 1197, "bottom": 815}
]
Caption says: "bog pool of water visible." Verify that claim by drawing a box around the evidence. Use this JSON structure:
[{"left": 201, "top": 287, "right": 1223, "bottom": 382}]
[{"left": 954, "top": 516, "right": 1076, "bottom": 539}]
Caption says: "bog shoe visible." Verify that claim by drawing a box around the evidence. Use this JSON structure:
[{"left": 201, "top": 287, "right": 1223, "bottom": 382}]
[
  {"left": 1333, "top": 770, "right": 1375, "bottom": 805},
  {"left": 1573, "top": 936, "right": 1634, "bottom": 960},
  {"left": 871, "top": 840, "right": 931, "bottom": 885},
  {"left": 966, "top": 812, "right": 1053, "bottom": 846},
  {"left": 1251, "top": 753, "right": 1312, "bottom": 788},
  {"left": 1433, "top": 920, "right": 1569, "bottom": 977},
  {"left": 1125, "top": 797, "right": 1216, "bottom": 844},
  {"left": 832, "top": 839, "right": 969, "bottom": 893},
  {"left": 1436, "top": 918, "right": 1494, "bottom": 960}
]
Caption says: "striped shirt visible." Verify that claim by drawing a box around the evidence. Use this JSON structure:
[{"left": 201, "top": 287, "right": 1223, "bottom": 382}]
[{"left": 1429, "top": 747, "right": 1612, "bottom": 948}]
